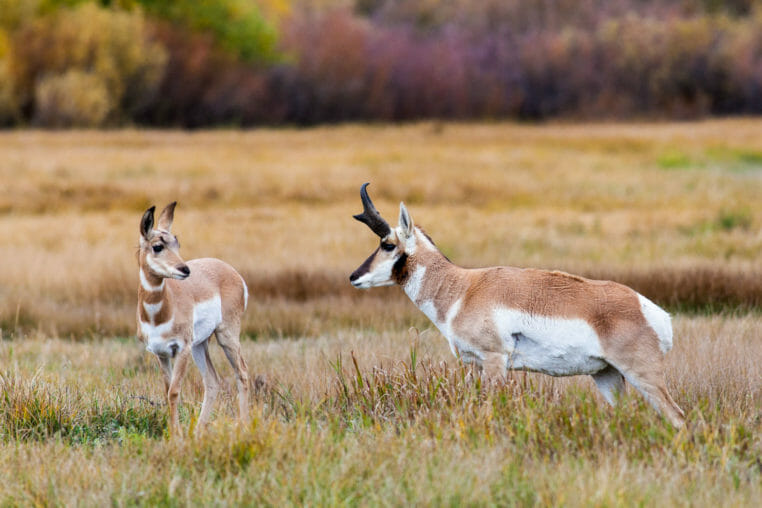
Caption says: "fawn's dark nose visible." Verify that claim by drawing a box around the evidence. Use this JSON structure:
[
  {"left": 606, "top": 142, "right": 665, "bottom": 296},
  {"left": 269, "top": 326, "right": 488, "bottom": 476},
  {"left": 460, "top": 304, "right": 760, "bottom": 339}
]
[{"left": 178, "top": 265, "right": 190, "bottom": 277}]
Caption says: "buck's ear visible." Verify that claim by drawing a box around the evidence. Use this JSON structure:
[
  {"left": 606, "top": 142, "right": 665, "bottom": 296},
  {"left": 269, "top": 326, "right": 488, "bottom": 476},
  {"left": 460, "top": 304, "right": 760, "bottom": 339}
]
[
  {"left": 140, "top": 206, "right": 156, "bottom": 239},
  {"left": 157, "top": 201, "right": 177, "bottom": 232},
  {"left": 398, "top": 202, "right": 414, "bottom": 239}
]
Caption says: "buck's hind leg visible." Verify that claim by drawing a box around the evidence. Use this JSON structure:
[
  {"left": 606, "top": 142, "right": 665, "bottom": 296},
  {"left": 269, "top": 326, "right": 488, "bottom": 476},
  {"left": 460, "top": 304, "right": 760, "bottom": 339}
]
[
  {"left": 608, "top": 355, "right": 685, "bottom": 428},
  {"left": 215, "top": 323, "right": 250, "bottom": 426},
  {"left": 623, "top": 369, "right": 685, "bottom": 428},
  {"left": 191, "top": 340, "right": 221, "bottom": 433},
  {"left": 591, "top": 364, "right": 626, "bottom": 406}
]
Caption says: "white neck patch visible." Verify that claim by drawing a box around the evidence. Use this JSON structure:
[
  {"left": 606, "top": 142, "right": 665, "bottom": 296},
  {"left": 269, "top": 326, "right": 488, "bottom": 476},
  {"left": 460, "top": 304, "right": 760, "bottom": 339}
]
[
  {"left": 142, "top": 300, "right": 163, "bottom": 321},
  {"left": 139, "top": 269, "right": 164, "bottom": 292},
  {"left": 140, "top": 316, "right": 174, "bottom": 340},
  {"left": 404, "top": 265, "right": 426, "bottom": 302}
]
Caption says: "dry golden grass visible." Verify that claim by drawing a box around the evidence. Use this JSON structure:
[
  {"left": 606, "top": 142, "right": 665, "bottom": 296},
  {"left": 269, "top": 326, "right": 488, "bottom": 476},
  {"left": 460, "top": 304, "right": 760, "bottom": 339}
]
[
  {"left": 0, "top": 122, "right": 760, "bottom": 504},
  {"left": 1, "top": 121, "right": 761, "bottom": 336},
  {"left": 1, "top": 315, "right": 760, "bottom": 505}
]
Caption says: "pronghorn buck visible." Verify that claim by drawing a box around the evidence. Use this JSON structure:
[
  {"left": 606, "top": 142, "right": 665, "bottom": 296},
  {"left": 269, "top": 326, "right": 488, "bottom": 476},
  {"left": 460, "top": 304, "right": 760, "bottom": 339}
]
[
  {"left": 137, "top": 202, "right": 250, "bottom": 437},
  {"left": 349, "top": 184, "right": 685, "bottom": 427}
]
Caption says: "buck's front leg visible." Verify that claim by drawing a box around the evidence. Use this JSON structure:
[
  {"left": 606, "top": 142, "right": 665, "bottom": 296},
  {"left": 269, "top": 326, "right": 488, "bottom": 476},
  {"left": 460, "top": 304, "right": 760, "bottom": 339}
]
[
  {"left": 480, "top": 352, "right": 507, "bottom": 384},
  {"left": 167, "top": 347, "right": 191, "bottom": 439}
]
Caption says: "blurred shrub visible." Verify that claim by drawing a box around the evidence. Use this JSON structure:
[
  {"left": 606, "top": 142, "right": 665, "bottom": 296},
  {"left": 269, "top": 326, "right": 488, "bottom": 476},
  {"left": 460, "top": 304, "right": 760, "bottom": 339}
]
[
  {"left": 593, "top": 11, "right": 762, "bottom": 117},
  {"left": 12, "top": 2, "right": 166, "bottom": 126},
  {"left": 34, "top": 70, "right": 111, "bottom": 127},
  {"left": 134, "top": 22, "right": 275, "bottom": 127},
  {"left": 136, "top": 0, "right": 279, "bottom": 64},
  {"left": 21, "top": 0, "right": 281, "bottom": 62},
  {"left": 276, "top": 9, "right": 376, "bottom": 123},
  {"left": 278, "top": 9, "right": 488, "bottom": 123},
  {"left": 0, "top": 0, "right": 42, "bottom": 31},
  {"left": 0, "top": 29, "right": 18, "bottom": 125},
  {"left": 249, "top": 4, "right": 762, "bottom": 124},
  {"left": 4, "top": 0, "right": 762, "bottom": 126}
]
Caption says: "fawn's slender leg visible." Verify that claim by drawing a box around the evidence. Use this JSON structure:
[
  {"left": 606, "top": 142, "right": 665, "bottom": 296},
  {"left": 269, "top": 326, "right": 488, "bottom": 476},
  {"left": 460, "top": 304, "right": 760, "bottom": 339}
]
[
  {"left": 191, "top": 340, "right": 221, "bottom": 432},
  {"left": 215, "top": 325, "right": 250, "bottom": 425},
  {"left": 167, "top": 348, "right": 191, "bottom": 438}
]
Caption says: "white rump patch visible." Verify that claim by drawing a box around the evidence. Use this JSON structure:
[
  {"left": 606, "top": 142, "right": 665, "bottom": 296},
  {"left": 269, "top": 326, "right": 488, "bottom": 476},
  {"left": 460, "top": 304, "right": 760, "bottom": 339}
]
[
  {"left": 637, "top": 293, "right": 673, "bottom": 353},
  {"left": 240, "top": 275, "right": 249, "bottom": 311},
  {"left": 192, "top": 295, "right": 223, "bottom": 346},
  {"left": 492, "top": 307, "right": 606, "bottom": 376}
]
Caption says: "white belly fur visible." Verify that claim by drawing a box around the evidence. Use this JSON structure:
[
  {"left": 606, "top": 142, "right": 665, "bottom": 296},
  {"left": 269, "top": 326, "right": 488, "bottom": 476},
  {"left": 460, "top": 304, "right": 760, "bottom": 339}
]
[
  {"left": 192, "top": 295, "right": 222, "bottom": 346},
  {"left": 142, "top": 296, "right": 223, "bottom": 358},
  {"left": 492, "top": 307, "right": 606, "bottom": 375}
]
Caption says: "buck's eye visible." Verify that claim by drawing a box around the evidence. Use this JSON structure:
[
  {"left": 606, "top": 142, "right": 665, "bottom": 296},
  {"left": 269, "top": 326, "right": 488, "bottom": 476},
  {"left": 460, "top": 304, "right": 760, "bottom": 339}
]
[
  {"left": 152, "top": 244, "right": 164, "bottom": 253},
  {"left": 380, "top": 242, "right": 395, "bottom": 252}
]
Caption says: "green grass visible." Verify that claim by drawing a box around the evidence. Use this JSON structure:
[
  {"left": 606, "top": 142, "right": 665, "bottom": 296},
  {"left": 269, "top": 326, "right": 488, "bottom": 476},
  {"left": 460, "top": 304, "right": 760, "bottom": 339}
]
[
  {"left": 0, "top": 368, "right": 165, "bottom": 444},
  {"left": 657, "top": 149, "right": 700, "bottom": 170}
]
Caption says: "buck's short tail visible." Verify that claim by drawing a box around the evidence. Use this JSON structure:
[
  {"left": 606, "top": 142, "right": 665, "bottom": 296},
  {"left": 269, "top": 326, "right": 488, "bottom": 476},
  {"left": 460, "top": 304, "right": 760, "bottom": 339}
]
[{"left": 637, "top": 293, "right": 673, "bottom": 353}]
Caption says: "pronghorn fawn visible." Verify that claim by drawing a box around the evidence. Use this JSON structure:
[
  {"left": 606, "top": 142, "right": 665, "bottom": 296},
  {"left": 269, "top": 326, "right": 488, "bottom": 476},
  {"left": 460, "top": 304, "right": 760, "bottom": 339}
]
[
  {"left": 137, "top": 202, "right": 250, "bottom": 437},
  {"left": 349, "top": 184, "right": 685, "bottom": 427}
]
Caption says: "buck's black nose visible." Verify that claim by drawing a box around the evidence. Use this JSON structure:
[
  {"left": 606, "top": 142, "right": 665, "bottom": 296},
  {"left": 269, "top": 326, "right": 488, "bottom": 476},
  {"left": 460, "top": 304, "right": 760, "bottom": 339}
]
[{"left": 349, "top": 272, "right": 359, "bottom": 282}]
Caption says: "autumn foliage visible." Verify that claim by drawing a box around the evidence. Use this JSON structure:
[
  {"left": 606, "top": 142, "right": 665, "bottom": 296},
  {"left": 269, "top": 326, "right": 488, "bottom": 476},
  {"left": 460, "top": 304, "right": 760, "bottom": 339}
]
[{"left": 2, "top": 1, "right": 762, "bottom": 126}]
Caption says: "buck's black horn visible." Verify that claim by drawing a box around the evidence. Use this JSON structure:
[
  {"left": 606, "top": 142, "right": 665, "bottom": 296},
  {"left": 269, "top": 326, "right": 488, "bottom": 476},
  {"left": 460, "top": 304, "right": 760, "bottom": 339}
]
[{"left": 353, "top": 182, "right": 391, "bottom": 238}]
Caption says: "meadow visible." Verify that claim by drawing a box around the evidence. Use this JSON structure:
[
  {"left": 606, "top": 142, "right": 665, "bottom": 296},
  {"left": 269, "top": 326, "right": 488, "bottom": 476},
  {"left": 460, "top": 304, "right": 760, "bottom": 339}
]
[{"left": 0, "top": 121, "right": 761, "bottom": 505}]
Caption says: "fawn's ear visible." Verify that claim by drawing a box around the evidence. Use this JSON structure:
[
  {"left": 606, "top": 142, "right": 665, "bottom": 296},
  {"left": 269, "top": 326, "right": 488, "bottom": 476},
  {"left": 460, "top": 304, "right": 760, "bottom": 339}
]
[
  {"left": 157, "top": 201, "right": 177, "bottom": 232},
  {"left": 398, "top": 202, "right": 414, "bottom": 240},
  {"left": 140, "top": 206, "right": 156, "bottom": 239}
]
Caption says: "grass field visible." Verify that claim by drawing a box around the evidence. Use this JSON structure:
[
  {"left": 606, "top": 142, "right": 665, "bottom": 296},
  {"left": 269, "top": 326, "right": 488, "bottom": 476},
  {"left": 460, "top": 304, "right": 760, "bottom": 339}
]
[{"left": 1, "top": 121, "right": 761, "bottom": 505}]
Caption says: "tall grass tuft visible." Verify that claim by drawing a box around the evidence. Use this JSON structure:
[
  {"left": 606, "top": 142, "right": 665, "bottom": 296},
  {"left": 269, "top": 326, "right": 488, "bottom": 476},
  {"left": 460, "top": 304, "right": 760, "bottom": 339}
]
[{"left": 0, "top": 367, "right": 165, "bottom": 443}]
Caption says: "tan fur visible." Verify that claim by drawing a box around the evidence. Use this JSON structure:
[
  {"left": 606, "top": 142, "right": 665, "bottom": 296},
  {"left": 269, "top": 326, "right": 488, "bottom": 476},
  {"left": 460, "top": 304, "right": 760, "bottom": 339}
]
[
  {"left": 351, "top": 200, "right": 686, "bottom": 427},
  {"left": 137, "top": 203, "right": 250, "bottom": 438},
  {"left": 405, "top": 238, "right": 683, "bottom": 426}
]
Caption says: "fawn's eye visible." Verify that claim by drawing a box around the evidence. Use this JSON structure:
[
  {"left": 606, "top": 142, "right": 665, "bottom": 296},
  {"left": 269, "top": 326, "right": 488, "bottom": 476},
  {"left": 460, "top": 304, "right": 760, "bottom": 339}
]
[
  {"left": 152, "top": 244, "right": 164, "bottom": 253},
  {"left": 380, "top": 242, "right": 395, "bottom": 252}
]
